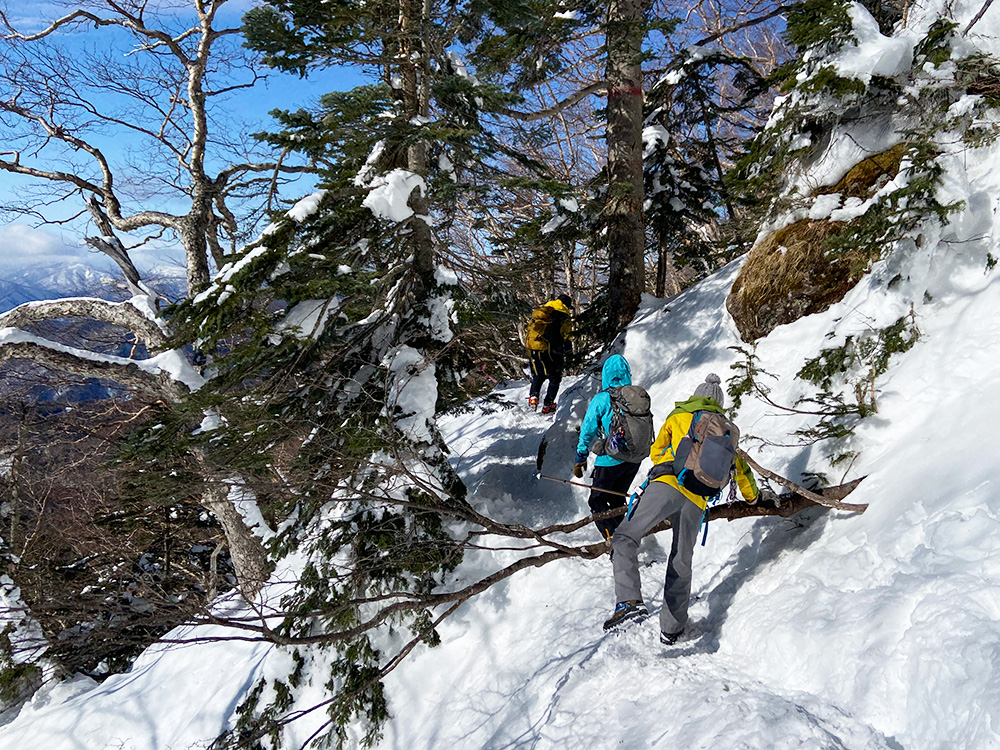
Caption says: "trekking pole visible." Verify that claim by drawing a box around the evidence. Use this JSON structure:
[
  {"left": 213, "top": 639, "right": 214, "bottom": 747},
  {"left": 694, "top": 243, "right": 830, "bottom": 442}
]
[{"left": 537, "top": 474, "right": 631, "bottom": 498}]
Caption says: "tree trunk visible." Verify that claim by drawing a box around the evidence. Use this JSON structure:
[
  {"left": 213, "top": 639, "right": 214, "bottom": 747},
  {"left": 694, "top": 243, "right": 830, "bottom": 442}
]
[
  {"left": 400, "top": 0, "right": 436, "bottom": 298},
  {"left": 604, "top": 0, "right": 647, "bottom": 335},
  {"left": 200, "top": 481, "right": 269, "bottom": 600},
  {"left": 180, "top": 216, "right": 212, "bottom": 296},
  {"left": 655, "top": 238, "right": 683, "bottom": 298}
]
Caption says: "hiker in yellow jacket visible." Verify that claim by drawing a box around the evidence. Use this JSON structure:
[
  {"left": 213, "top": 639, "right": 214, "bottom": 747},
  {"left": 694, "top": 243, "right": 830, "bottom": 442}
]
[
  {"left": 603, "top": 373, "right": 768, "bottom": 644},
  {"left": 524, "top": 294, "right": 573, "bottom": 413}
]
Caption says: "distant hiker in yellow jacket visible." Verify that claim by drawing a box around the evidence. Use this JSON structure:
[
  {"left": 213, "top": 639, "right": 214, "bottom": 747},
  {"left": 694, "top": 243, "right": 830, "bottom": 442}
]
[
  {"left": 524, "top": 294, "right": 573, "bottom": 413},
  {"left": 602, "top": 373, "right": 767, "bottom": 644}
]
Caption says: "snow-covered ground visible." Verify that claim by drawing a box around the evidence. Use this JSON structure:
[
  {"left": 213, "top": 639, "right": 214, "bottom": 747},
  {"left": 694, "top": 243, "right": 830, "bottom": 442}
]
[{"left": 6, "top": 233, "right": 1000, "bottom": 747}]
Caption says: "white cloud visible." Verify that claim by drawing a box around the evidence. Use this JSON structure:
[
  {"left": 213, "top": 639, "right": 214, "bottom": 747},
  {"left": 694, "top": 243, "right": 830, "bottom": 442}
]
[
  {"left": 0, "top": 223, "right": 186, "bottom": 279},
  {"left": 0, "top": 224, "right": 104, "bottom": 272}
]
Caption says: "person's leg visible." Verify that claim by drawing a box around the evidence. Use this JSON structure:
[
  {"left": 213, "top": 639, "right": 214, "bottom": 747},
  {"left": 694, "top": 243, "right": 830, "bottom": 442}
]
[
  {"left": 545, "top": 355, "right": 563, "bottom": 406},
  {"left": 587, "top": 465, "right": 616, "bottom": 539},
  {"left": 589, "top": 461, "right": 641, "bottom": 538},
  {"left": 542, "top": 352, "right": 562, "bottom": 407},
  {"left": 610, "top": 481, "right": 675, "bottom": 604},
  {"left": 659, "top": 496, "right": 704, "bottom": 635},
  {"left": 606, "top": 462, "right": 641, "bottom": 535},
  {"left": 528, "top": 351, "right": 547, "bottom": 401},
  {"left": 544, "top": 371, "right": 562, "bottom": 406},
  {"left": 588, "top": 462, "right": 637, "bottom": 539}
]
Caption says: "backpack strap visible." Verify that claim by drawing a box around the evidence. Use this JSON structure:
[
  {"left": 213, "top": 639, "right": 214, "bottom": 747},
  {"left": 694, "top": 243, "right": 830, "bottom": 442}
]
[
  {"left": 625, "top": 474, "right": 651, "bottom": 521},
  {"left": 689, "top": 410, "right": 703, "bottom": 438},
  {"left": 699, "top": 487, "right": 723, "bottom": 546},
  {"left": 671, "top": 410, "right": 702, "bottom": 479},
  {"left": 595, "top": 386, "right": 619, "bottom": 439}
]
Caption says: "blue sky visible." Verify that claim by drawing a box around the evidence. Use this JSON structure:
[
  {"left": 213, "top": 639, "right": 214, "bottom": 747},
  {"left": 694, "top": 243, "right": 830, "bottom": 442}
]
[{"left": 0, "top": 0, "right": 366, "bottom": 277}]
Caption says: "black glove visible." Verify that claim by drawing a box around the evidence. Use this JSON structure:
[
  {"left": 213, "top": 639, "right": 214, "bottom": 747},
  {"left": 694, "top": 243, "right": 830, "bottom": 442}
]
[
  {"left": 756, "top": 488, "right": 781, "bottom": 507},
  {"left": 573, "top": 451, "right": 588, "bottom": 478}
]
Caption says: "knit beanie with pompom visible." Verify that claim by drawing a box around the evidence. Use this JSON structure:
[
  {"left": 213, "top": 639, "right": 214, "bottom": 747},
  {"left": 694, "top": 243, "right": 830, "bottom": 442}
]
[{"left": 693, "top": 373, "right": 725, "bottom": 407}]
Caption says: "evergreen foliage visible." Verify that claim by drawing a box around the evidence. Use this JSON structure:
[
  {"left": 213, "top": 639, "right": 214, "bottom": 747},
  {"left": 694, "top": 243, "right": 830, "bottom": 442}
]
[{"left": 644, "top": 47, "right": 769, "bottom": 280}]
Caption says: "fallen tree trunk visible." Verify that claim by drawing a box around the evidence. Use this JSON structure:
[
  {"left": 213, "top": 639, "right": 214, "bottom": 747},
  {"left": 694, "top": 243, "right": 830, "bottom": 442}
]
[{"left": 708, "top": 475, "right": 867, "bottom": 521}]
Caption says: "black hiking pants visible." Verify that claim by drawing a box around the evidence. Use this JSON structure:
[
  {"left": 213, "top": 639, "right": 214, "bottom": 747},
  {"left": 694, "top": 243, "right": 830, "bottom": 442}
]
[
  {"left": 528, "top": 350, "right": 563, "bottom": 406},
  {"left": 589, "top": 460, "right": 642, "bottom": 540}
]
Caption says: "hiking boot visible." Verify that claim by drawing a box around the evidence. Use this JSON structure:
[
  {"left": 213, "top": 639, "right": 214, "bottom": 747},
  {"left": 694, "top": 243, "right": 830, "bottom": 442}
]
[
  {"left": 528, "top": 396, "right": 539, "bottom": 410},
  {"left": 602, "top": 601, "right": 648, "bottom": 631},
  {"left": 540, "top": 402, "right": 556, "bottom": 414},
  {"left": 660, "top": 630, "right": 683, "bottom": 645}
]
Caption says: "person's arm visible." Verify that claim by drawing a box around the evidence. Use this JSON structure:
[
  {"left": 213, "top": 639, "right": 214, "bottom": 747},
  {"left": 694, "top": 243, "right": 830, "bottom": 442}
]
[
  {"left": 577, "top": 393, "right": 607, "bottom": 455},
  {"left": 733, "top": 453, "right": 760, "bottom": 501}
]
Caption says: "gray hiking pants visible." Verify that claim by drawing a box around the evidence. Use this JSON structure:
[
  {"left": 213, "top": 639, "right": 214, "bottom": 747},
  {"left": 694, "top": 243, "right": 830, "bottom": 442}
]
[{"left": 611, "top": 480, "right": 704, "bottom": 635}]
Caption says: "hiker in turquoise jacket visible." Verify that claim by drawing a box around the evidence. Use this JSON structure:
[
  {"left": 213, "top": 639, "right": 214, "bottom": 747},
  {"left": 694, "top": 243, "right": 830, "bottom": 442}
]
[{"left": 574, "top": 354, "right": 644, "bottom": 539}]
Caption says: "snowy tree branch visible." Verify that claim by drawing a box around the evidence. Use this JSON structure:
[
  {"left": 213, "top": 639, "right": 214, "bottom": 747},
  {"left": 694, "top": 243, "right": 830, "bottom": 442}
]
[
  {"left": 0, "top": 336, "right": 188, "bottom": 401},
  {"left": 0, "top": 298, "right": 167, "bottom": 350}
]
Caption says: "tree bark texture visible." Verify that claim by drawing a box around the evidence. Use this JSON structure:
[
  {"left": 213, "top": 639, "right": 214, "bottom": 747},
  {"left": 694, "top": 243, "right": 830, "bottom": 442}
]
[
  {"left": 399, "top": 0, "right": 437, "bottom": 298},
  {"left": 0, "top": 298, "right": 167, "bottom": 351},
  {"left": 199, "top": 480, "right": 270, "bottom": 600},
  {"left": 605, "top": 0, "right": 647, "bottom": 334}
]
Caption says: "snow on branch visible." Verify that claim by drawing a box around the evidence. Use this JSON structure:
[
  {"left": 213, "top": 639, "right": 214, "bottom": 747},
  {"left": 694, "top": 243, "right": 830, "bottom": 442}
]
[
  {"left": 0, "top": 328, "right": 201, "bottom": 400},
  {"left": 0, "top": 297, "right": 169, "bottom": 350}
]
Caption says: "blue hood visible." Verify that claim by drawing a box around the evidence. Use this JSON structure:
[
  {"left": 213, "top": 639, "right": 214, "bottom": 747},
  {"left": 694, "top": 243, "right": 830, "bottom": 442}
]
[{"left": 601, "top": 354, "right": 632, "bottom": 390}]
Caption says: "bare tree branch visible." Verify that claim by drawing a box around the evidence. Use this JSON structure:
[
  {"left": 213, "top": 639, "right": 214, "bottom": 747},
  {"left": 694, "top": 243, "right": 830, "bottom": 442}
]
[
  {"left": 0, "top": 9, "right": 115, "bottom": 42},
  {"left": 0, "top": 298, "right": 167, "bottom": 350},
  {"left": 737, "top": 450, "right": 868, "bottom": 512},
  {"left": 498, "top": 81, "right": 609, "bottom": 122},
  {"left": 693, "top": 3, "right": 801, "bottom": 47},
  {"left": 965, "top": 0, "right": 996, "bottom": 33},
  {"left": 0, "top": 337, "right": 188, "bottom": 400}
]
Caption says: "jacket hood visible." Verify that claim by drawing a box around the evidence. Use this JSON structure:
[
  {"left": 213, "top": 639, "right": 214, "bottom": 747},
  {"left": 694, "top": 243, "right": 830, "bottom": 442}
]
[
  {"left": 669, "top": 395, "right": 725, "bottom": 417},
  {"left": 601, "top": 354, "right": 632, "bottom": 389},
  {"left": 544, "top": 299, "right": 572, "bottom": 316}
]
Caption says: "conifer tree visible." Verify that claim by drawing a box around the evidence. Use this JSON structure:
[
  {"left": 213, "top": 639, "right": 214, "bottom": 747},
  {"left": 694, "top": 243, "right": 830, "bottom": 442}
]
[
  {"left": 162, "top": 1, "right": 527, "bottom": 744},
  {"left": 644, "top": 46, "right": 769, "bottom": 293}
]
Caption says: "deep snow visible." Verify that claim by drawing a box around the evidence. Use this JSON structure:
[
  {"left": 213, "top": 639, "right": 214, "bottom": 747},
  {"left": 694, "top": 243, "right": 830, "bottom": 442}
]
[{"left": 6, "top": 237, "right": 1000, "bottom": 747}]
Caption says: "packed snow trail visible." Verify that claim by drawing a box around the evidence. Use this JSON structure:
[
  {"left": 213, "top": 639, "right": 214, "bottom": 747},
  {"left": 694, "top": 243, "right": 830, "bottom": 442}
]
[
  {"left": 7, "top": 249, "right": 1000, "bottom": 748},
  {"left": 395, "top": 316, "right": 897, "bottom": 749}
]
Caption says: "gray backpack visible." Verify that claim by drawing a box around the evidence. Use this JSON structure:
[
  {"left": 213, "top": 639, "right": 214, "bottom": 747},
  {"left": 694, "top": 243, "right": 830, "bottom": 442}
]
[
  {"left": 672, "top": 410, "right": 739, "bottom": 496},
  {"left": 590, "top": 385, "right": 654, "bottom": 464}
]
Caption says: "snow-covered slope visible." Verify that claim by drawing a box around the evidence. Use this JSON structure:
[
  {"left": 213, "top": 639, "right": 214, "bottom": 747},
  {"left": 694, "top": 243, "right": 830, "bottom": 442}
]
[{"left": 5, "top": 217, "right": 1000, "bottom": 748}]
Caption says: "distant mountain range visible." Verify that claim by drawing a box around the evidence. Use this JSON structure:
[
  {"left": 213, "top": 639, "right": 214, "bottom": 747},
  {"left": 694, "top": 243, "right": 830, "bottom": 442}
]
[
  {"left": 0, "top": 262, "right": 188, "bottom": 407},
  {"left": 0, "top": 262, "right": 187, "bottom": 314}
]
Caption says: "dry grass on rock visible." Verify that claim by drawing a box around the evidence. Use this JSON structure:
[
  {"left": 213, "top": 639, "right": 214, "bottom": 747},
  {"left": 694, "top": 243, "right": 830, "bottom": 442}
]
[{"left": 728, "top": 145, "right": 909, "bottom": 341}]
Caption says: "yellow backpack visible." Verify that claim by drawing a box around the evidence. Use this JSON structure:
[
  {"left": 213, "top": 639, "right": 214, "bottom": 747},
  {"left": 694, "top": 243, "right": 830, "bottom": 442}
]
[{"left": 525, "top": 306, "right": 552, "bottom": 351}]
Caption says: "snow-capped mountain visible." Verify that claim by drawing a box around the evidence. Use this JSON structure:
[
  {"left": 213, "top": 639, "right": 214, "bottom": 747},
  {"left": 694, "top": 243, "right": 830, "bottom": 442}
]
[
  {"left": 0, "top": 262, "right": 188, "bottom": 313},
  {"left": 0, "top": 278, "right": 56, "bottom": 313},
  {"left": 0, "top": 263, "right": 124, "bottom": 312},
  {"left": 6, "top": 263, "right": 118, "bottom": 294}
]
